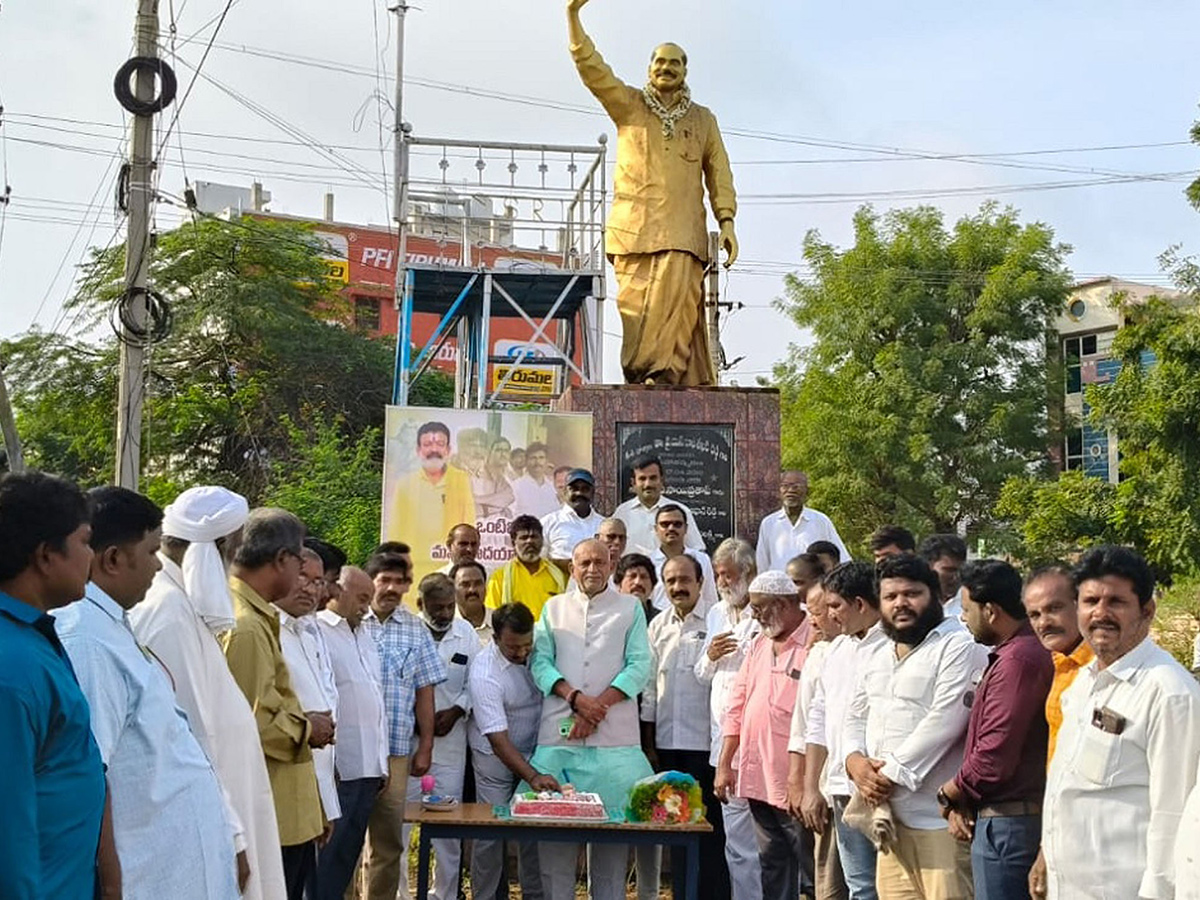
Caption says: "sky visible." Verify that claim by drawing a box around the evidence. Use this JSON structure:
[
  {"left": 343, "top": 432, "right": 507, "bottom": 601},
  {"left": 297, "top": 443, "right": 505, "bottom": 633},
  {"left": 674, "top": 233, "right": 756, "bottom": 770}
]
[{"left": 2, "top": 0, "right": 1199, "bottom": 386}]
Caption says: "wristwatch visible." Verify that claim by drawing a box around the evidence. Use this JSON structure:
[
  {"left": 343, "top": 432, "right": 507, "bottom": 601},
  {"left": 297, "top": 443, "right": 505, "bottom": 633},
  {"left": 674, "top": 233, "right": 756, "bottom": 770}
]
[{"left": 936, "top": 787, "right": 952, "bottom": 810}]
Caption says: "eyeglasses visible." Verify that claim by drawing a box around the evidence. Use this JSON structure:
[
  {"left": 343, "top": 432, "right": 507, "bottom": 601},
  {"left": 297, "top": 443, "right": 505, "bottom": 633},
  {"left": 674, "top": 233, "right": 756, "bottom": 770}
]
[{"left": 658, "top": 520, "right": 686, "bottom": 530}]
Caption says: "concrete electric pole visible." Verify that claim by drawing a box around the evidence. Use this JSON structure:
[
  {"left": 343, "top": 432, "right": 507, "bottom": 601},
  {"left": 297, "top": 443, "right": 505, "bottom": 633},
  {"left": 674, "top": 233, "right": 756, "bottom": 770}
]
[
  {"left": 114, "top": 0, "right": 161, "bottom": 490},
  {"left": 0, "top": 354, "right": 24, "bottom": 474}
]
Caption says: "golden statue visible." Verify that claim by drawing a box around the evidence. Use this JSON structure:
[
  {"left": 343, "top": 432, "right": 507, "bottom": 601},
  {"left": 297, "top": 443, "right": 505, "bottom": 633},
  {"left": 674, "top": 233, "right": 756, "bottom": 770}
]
[{"left": 568, "top": 0, "right": 738, "bottom": 387}]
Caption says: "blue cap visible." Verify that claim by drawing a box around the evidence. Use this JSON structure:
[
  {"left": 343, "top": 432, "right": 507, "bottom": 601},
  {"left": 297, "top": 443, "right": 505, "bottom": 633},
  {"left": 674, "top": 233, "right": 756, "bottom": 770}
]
[{"left": 566, "top": 468, "right": 594, "bottom": 486}]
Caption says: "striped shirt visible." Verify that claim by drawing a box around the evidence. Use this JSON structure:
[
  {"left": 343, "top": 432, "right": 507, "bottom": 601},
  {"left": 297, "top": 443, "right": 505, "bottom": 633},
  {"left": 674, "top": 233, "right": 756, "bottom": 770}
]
[
  {"left": 467, "top": 641, "right": 543, "bottom": 757},
  {"left": 362, "top": 607, "right": 446, "bottom": 757}
]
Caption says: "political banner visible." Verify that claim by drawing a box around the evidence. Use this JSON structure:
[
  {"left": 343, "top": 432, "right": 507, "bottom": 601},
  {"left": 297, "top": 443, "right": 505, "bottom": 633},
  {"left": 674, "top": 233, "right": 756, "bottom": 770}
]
[{"left": 382, "top": 406, "right": 593, "bottom": 586}]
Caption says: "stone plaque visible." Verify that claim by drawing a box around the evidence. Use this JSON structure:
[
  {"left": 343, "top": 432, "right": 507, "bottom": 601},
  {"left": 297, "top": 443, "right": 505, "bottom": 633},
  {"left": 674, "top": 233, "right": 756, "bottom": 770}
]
[{"left": 616, "top": 422, "right": 735, "bottom": 550}]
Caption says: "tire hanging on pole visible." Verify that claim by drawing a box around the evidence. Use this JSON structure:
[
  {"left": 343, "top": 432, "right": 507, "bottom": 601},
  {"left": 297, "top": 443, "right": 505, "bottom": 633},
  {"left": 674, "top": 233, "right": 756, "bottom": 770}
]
[{"left": 113, "top": 56, "right": 177, "bottom": 116}]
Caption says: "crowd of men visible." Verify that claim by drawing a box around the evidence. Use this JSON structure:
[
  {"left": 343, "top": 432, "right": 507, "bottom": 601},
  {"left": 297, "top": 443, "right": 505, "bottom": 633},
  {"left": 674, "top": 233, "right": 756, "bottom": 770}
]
[{"left": 3, "top": 456, "right": 1200, "bottom": 900}]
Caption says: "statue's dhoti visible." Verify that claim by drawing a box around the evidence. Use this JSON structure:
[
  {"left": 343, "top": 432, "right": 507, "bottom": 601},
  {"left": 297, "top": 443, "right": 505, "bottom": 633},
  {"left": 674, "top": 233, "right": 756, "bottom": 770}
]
[{"left": 613, "top": 250, "right": 715, "bottom": 386}]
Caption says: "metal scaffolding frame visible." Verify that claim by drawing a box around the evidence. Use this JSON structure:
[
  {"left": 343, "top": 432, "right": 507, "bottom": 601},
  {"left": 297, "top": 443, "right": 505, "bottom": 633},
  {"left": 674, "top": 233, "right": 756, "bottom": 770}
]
[{"left": 391, "top": 133, "right": 608, "bottom": 408}]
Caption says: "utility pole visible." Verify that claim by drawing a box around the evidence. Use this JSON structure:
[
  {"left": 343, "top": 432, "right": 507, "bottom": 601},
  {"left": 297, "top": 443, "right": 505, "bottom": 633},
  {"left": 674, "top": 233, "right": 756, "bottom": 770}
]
[
  {"left": 0, "top": 354, "right": 24, "bottom": 474},
  {"left": 391, "top": 0, "right": 412, "bottom": 405},
  {"left": 706, "top": 230, "right": 723, "bottom": 381},
  {"left": 114, "top": 0, "right": 160, "bottom": 490}
]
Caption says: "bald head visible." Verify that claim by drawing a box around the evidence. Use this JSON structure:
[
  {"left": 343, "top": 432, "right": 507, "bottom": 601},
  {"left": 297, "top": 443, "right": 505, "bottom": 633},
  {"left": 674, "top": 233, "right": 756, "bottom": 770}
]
[
  {"left": 333, "top": 564, "right": 374, "bottom": 628},
  {"left": 650, "top": 42, "right": 688, "bottom": 65},
  {"left": 573, "top": 539, "right": 611, "bottom": 597}
]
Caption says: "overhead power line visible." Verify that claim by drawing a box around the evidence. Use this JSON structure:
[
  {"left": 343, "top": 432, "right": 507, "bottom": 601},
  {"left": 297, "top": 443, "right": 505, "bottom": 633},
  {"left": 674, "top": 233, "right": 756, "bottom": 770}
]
[{"left": 175, "top": 38, "right": 1194, "bottom": 179}]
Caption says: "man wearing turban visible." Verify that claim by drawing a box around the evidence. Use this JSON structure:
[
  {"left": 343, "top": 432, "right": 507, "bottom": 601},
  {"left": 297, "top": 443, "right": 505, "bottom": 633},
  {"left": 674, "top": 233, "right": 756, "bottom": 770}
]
[{"left": 130, "top": 486, "right": 287, "bottom": 900}]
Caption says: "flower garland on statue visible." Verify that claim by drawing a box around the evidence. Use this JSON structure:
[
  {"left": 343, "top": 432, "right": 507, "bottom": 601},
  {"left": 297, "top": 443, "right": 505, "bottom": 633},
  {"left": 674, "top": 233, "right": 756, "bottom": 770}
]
[{"left": 641, "top": 83, "right": 692, "bottom": 140}]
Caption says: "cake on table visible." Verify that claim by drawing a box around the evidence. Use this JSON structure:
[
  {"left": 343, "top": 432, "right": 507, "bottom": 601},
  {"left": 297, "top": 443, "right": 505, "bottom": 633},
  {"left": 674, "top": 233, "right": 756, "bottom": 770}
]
[{"left": 510, "top": 785, "right": 607, "bottom": 820}]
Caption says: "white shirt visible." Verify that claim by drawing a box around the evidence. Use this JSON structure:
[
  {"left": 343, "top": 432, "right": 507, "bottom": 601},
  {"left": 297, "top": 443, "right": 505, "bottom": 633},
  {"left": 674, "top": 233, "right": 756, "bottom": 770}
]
[
  {"left": 426, "top": 617, "right": 482, "bottom": 769},
  {"left": 54, "top": 585, "right": 240, "bottom": 900},
  {"left": 613, "top": 495, "right": 705, "bottom": 556},
  {"left": 942, "top": 589, "right": 963, "bottom": 623},
  {"left": 277, "top": 610, "right": 341, "bottom": 821},
  {"left": 844, "top": 619, "right": 988, "bottom": 829},
  {"left": 466, "top": 641, "right": 543, "bottom": 758},
  {"left": 512, "top": 474, "right": 560, "bottom": 519},
  {"left": 642, "top": 603, "right": 712, "bottom": 752},
  {"left": 801, "top": 624, "right": 888, "bottom": 797},
  {"left": 649, "top": 546, "right": 718, "bottom": 614},
  {"left": 456, "top": 605, "right": 494, "bottom": 646},
  {"left": 1043, "top": 637, "right": 1200, "bottom": 900},
  {"left": 316, "top": 609, "right": 388, "bottom": 781},
  {"left": 540, "top": 504, "right": 606, "bottom": 560},
  {"left": 789, "top": 639, "right": 832, "bottom": 799},
  {"left": 695, "top": 598, "right": 762, "bottom": 766},
  {"left": 1178, "top": 758, "right": 1200, "bottom": 900},
  {"left": 130, "top": 560, "right": 287, "bottom": 900},
  {"left": 755, "top": 506, "right": 849, "bottom": 573}
]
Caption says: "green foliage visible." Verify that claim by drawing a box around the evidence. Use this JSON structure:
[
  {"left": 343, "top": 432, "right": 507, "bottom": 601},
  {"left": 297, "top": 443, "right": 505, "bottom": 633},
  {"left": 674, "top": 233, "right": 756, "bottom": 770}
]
[
  {"left": 995, "top": 249, "right": 1200, "bottom": 580},
  {"left": 1155, "top": 577, "right": 1200, "bottom": 670},
  {"left": 774, "top": 202, "right": 1072, "bottom": 552},
  {"left": 994, "top": 470, "right": 1121, "bottom": 564},
  {"left": 1084, "top": 265, "right": 1200, "bottom": 576},
  {"left": 261, "top": 416, "right": 383, "bottom": 566},
  {"left": 1, "top": 331, "right": 118, "bottom": 485},
  {"left": 3, "top": 217, "right": 452, "bottom": 531}
]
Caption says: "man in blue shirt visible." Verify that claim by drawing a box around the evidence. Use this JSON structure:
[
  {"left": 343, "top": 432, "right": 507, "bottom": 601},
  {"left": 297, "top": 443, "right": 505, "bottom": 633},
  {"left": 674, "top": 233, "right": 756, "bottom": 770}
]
[{"left": 0, "top": 471, "right": 106, "bottom": 899}]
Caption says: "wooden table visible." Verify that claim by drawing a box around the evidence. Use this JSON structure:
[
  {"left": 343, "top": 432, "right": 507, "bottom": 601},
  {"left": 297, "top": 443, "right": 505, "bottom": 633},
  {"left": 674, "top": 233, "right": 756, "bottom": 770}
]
[{"left": 403, "top": 802, "right": 713, "bottom": 900}]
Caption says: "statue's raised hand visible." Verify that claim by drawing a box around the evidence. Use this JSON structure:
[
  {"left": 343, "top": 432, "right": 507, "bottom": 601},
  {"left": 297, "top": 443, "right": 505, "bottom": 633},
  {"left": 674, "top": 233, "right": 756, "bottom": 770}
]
[{"left": 568, "top": 0, "right": 590, "bottom": 11}]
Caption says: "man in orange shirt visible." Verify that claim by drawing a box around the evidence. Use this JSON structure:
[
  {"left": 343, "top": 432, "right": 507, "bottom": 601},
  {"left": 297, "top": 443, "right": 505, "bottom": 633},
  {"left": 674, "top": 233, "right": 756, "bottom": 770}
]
[
  {"left": 1021, "top": 563, "right": 1094, "bottom": 899},
  {"left": 1021, "top": 565, "right": 1094, "bottom": 763}
]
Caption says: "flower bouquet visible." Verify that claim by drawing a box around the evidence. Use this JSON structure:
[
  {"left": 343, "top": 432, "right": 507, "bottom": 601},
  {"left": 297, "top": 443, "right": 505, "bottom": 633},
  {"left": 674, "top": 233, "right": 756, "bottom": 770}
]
[{"left": 625, "top": 771, "right": 704, "bottom": 825}]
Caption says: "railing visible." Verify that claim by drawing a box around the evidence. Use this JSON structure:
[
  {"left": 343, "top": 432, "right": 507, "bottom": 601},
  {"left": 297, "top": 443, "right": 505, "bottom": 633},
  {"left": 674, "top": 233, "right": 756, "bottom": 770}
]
[{"left": 400, "top": 135, "right": 607, "bottom": 273}]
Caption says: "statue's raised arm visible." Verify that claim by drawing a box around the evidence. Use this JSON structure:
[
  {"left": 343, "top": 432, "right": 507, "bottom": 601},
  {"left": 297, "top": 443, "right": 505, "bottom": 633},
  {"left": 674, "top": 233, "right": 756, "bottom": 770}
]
[{"left": 566, "top": 1, "right": 738, "bottom": 386}]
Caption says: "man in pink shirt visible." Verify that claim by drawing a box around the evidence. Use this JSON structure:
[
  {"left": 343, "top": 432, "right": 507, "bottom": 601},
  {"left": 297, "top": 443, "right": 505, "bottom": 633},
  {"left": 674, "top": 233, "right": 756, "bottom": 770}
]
[{"left": 716, "top": 570, "right": 815, "bottom": 900}]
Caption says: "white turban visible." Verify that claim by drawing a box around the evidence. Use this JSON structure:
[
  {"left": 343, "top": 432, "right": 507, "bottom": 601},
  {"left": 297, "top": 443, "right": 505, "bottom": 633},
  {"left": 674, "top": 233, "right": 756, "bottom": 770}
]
[
  {"left": 162, "top": 486, "right": 250, "bottom": 635},
  {"left": 749, "top": 570, "right": 798, "bottom": 596}
]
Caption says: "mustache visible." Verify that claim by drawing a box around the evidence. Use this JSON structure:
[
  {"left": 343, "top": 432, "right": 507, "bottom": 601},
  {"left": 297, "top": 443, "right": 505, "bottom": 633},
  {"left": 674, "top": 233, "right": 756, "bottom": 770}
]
[{"left": 1089, "top": 619, "right": 1121, "bottom": 632}]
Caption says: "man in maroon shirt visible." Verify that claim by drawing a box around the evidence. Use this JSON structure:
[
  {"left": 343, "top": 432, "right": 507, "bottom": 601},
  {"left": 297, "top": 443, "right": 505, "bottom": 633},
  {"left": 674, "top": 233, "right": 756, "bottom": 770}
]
[{"left": 936, "top": 559, "right": 1053, "bottom": 900}]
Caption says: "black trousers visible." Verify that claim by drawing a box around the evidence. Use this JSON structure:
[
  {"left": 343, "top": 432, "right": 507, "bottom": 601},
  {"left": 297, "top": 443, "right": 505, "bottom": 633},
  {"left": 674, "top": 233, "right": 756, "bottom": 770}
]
[
  {"left": 749, "top": 798, "right": 815, "bottom": 900},
  {"left": 314, "top": 777, "right": 385, "bottom": 900},
  {"left": 658, "top": 748, "right": 731, "bottom": 900},
  {"left": 280, "top": 839, "right": 317, "bottom": 900}
]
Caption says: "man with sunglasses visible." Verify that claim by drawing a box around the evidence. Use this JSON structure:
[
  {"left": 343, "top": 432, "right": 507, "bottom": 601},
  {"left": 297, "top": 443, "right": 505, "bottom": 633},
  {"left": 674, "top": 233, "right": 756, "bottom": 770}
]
[{"left": 648, "top": 504, "right": 717, "bottom": 615}]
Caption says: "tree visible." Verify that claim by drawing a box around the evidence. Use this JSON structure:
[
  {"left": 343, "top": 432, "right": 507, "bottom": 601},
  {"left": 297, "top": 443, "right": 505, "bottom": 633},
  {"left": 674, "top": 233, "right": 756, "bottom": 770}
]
[
  {"left": 261, "top": 415, "right": 384, "bottom": 566},
  {"left": 2, "top": 216, "right": 452, "bottom": 514},
  {"left": 774, "top": 202, "right": 1072, "bottom": 551},
  {"left": 1084, "top": 257, "right": 1200, "bottom": 576},
  {"left": 994, "top": 249, "right": 1200, "bottom": 579},
  {"left": 994, "top": 470, "right": 1122, "bottom": 564}
]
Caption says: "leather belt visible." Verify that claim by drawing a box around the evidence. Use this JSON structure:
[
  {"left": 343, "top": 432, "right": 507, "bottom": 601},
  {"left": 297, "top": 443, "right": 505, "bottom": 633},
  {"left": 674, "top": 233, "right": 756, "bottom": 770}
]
[{"left": 977, "top": 801, "right": 1041, "bottom": 818}]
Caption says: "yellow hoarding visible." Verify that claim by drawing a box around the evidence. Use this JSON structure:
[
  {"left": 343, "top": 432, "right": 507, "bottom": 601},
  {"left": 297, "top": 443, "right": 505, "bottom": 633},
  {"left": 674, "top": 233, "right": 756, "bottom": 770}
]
[
  {"left": 381, "top": 407, "right": 593, "bottom": 596},
  {"left": 491, "top": 363, "right": 559, "bottom": 397}
]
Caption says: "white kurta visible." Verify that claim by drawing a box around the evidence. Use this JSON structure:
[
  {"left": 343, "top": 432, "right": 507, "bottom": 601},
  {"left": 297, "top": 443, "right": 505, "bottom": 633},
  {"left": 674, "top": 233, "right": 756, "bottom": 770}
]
[
  {"left": 399, "top": 617, "right": 481, "bottom": 900},
  {"left": 277, "top": 610, "right": 341, "bottom": 821},
  {"left": 130, "top": 559, "right": 287, "bottom": 900},
  {"left": 695, "top": 599, "right": 761, "bottom": 766}
]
